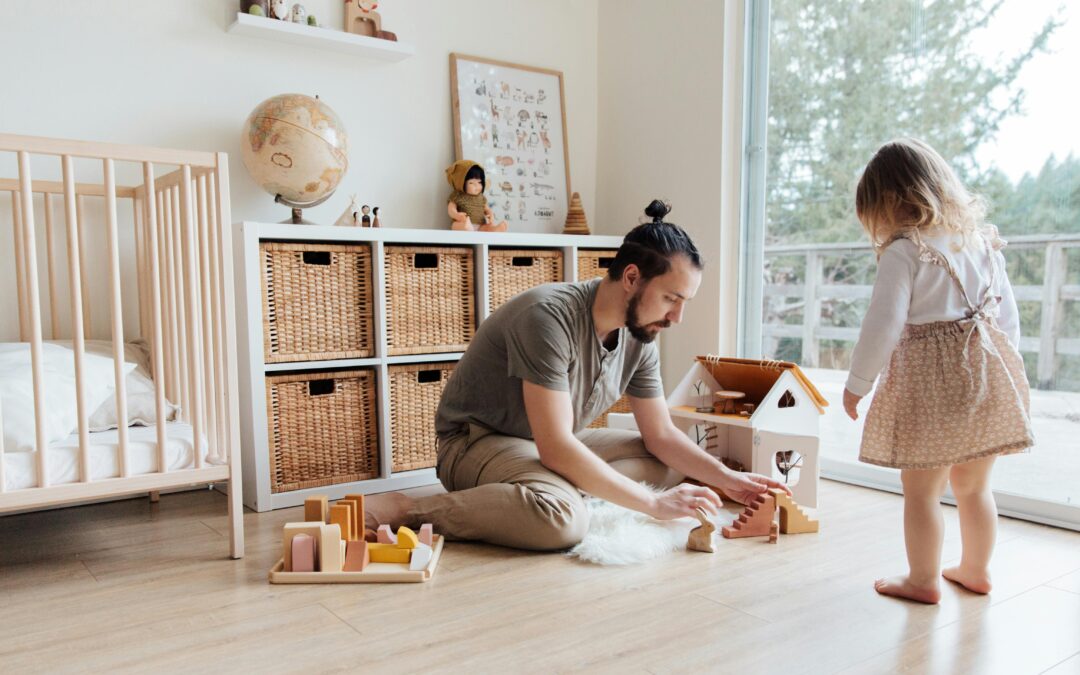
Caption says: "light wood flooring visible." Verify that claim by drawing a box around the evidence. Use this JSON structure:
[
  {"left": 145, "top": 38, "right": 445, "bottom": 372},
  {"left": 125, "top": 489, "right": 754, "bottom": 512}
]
[{"left": 1, "top": 479, "right": 1078, "bottom": 674}]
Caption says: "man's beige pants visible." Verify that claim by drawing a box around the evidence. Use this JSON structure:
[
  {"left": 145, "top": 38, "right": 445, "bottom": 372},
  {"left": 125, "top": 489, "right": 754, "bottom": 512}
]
[{"left": 408, "top": 424, "right": 683, "bottom": 551}]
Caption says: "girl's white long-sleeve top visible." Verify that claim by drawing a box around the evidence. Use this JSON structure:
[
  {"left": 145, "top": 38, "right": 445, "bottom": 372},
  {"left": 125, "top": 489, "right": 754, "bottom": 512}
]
[{"left": 845, "top": 232, "right": 1021, "bottom": 397}]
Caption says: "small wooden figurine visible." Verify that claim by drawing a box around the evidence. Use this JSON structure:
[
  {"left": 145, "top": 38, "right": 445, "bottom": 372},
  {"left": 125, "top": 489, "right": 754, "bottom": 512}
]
[
  {"left": 371, "top": 206, "right": 381, "bottom": 228},
  {"left": 334, "top": 194, "right": 362, "bottom": 227},
  {"left": 270, "top": 0, "right": 289, "bottom": 20},
  {"left": 361, "top": 204, "right": 371, "bottom": 227},
  {"left": 344, "top": 0, "right": 381, "bottom": 37},
  {"left": 687, "top": 507, "right": 716, "bottom": 553}
]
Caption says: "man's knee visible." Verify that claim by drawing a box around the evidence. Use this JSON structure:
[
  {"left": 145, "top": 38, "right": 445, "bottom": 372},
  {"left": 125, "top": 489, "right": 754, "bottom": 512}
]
[{"left": 523, "top": 490, "right": 590, "bottom": 550}]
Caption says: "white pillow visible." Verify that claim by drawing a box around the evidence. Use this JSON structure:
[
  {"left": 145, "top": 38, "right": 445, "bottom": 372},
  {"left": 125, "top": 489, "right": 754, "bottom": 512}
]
[
  {"left": 69, "top": 339, "right": 180, "bottom": 431},
  {"left": 0, "top": 342, "right": 136, "bottom": 453}
]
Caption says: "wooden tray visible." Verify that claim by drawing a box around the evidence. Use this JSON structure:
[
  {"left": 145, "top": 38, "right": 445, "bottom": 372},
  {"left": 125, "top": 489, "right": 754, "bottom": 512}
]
[{"left": 268, "top": 535, "right": 444, "bottom": 584}]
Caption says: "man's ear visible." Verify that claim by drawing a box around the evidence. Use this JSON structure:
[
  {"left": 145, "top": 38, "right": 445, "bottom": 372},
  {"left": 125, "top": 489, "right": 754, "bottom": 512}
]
[{"left": 622, "top": 264, "right": 641, "bottom": 292}]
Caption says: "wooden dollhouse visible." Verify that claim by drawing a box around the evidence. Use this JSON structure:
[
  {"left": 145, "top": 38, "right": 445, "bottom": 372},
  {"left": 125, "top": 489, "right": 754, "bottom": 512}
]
[{"left": 666, "top": 356, "right": 828, "bottom": 507}]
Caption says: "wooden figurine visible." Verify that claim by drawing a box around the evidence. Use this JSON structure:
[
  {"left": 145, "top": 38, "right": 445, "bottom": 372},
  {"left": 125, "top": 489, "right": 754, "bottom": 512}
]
[
  {"left": 241, "top": 0, "right": 268, "bottom": 16},
  {"left": 289, "top": 3, "right": 307, "bottom": 24},
  {"left": 334, "top": 194, "right": 362, "bottom": 227},
  {"left": 721, "top": 492, "right": 776, "bottom": 539},
  {"left": 371, "top": 206, "right": 381, "bottom": 228},
  {"left": 769, "top": 488, "right": 819, "bottom": 534},
  {"left": 304, "top": 495, "right": 329, "bottom": 523},
  {"left": 361, "top": 204, "right": 371, "bottom": 226},
  {"left": 344, "top": 0, "right": 381, "bottom": 37},
  {"left": 686, "top": 507, "right": 716, "bottom": 553},
  {"left": 562, "top": 192, "right": 590, "bottom": 235},
  {"left": 269, "top": 0, "right": 289, "bottom": 20}
]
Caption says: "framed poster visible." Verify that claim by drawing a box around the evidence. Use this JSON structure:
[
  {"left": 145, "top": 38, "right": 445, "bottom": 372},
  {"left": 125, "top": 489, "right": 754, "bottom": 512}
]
[{"left": 450, "top": 53, "right": 571, "bottom": 233}]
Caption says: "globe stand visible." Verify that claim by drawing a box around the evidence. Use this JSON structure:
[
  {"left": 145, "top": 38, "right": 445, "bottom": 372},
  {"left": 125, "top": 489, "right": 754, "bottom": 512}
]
[{"left": 275, "top": 192, "right": 334, "bottom": 225}]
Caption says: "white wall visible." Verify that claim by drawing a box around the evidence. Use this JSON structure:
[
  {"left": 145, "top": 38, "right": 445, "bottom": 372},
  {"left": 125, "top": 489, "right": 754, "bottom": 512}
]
[
  {"left": 595, "top": 0, "right": 739, "bottom": 389},
  {"left": 0, "top": 0, "right": 599, "bottom": 341}
]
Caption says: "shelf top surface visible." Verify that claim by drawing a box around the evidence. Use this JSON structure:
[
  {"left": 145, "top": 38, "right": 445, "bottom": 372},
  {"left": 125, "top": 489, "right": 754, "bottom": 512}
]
[{"left": 239, "top": 222, "right": 626, "bottom": 247}]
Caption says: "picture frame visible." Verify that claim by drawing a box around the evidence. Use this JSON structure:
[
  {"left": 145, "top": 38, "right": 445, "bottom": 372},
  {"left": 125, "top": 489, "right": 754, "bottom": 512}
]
[{"left": 450, "top": 53, "right": 571, "bottom": 234}]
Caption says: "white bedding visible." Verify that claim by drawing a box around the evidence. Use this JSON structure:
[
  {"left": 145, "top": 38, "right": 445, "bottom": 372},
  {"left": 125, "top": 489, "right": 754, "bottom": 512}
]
[{"left": 3, "top": 422, "right": 220, "bottom": 492}]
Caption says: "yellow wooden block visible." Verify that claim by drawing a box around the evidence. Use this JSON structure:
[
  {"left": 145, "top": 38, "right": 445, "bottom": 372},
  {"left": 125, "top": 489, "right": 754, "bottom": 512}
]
[
  {"left": 329, "top": 504, "right": 353, "bottom": 542},
  {"left": 367, "top": 543, "right": 411, "bottom": 563},
  {"left": 396, "top": 526, "right": 419, "bottom": 550},
  {"left": 304, "top": 495, "right": 329, "bottom": 523}
]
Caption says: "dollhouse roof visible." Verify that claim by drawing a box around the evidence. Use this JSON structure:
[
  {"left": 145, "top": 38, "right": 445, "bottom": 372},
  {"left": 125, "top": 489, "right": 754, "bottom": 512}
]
[{"left": 694, "top": 356, "right": 828, "bottom": 414}]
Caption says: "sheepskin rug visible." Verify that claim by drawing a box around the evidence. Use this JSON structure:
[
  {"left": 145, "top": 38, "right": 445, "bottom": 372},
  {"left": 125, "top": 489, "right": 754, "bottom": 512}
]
[{"left": 567, "top": 493, "right": 725, "bottom": 565}]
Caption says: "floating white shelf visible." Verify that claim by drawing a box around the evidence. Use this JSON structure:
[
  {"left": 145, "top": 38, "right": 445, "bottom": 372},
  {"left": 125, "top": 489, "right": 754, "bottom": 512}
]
[{"left": 227, "top": 12, "right": 415, "bottom": 61}]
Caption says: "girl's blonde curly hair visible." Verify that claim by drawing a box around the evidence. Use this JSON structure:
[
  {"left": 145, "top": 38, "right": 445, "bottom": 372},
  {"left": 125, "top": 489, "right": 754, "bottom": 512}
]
[{"left": 855, "top": 138, "right": 1001, "bottom": 256}]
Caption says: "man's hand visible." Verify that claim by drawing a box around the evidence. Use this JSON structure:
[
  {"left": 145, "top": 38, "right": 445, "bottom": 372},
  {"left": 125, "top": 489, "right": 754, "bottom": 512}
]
[
  {"left": 718, "top": 470, "right": 790, "bottom": 506},
  {"left": 843, "top": 388, "right": 863, "bottom": 420},
  {"left": 648, "top": 483, "right": 723, "bottom": 520}
]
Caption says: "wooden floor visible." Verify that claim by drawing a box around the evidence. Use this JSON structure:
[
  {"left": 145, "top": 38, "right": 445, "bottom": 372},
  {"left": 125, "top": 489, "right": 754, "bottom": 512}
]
[{"left": 1, "top": 480, "right": 1078, "bottom": 674}]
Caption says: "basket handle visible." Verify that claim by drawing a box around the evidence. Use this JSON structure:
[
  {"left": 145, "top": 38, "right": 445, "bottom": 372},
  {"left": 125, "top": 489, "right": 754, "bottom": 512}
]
[
  {"left": 416, "top": 369, "right": 441, "bottom": 384},
  {"left": 302, "top": 251, "right": 332, "bottom": 266},
  {"left": 308, "top": 379, "right": 336, "bottom": 396},
  {"left": 511, "top": 256, "right": 535, "bottom": 267},
  {"left": 413, "top": 253, "right": 439, "bottom": 269}
]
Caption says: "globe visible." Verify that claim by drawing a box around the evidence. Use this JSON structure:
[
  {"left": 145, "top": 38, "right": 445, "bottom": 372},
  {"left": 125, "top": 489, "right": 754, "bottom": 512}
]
[{"left": 241, "top": 93, "right": 348, "bottom": 211}]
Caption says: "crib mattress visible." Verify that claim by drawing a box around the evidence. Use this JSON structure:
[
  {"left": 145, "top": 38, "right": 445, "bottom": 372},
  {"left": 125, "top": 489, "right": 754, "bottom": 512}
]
[{"left": 3, "top": 422, "right": 219, "bottom": 492}]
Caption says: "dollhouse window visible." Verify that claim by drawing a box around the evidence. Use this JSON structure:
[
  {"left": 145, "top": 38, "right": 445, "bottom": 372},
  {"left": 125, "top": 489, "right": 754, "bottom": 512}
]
[{"left": 778, "top": 390, "right": 796, "bottom": 408}]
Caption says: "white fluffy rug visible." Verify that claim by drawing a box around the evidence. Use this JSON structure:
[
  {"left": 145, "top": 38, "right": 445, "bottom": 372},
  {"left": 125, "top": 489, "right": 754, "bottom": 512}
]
[{"left": 567, "top": 494, "right": 716, "bottom": 566}]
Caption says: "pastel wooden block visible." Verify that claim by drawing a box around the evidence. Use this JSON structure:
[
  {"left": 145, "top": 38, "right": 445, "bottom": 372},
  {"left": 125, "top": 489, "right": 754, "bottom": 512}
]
[
  {"left": 396, "top": 526, "right": 419, "bottom": 550},
  {"left": 769, "top": 488, "right": 820, "bottom": 534},
  {"left": 367, "top": 543, "right": 410, "bottom": 563},
  {"left": 283, "top": 522, "right": 324, "bottom": 571},
  {"left": 329, "top": 504, "right": 354, "bottom": 542},
  {"left": 418, "top": 523, "right": 433, "bottom": 547},
  {"left": 291, "top": 534, "right": 317, "bottom": 572},
  {"left": 344, "top": 540, "right": 371, "bottom": 572},
  {"left": 304, "top": 495, "right": 329, "bottom": 523},
  {"left": 343, "top": 494, "right": 366, "bottom": 534},
  {"left": 377, "top": 524, "right": 397, "bottom": 544},
  {"left": 409, "top": 543, "right": 432, "bottom": 571},
  {"left": 320, "top": 523, "right": 343, "bottom": 572}
]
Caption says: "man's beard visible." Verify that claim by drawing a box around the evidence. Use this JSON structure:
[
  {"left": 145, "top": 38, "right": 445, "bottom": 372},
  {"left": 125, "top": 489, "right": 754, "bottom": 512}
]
[{"left": 626, "top": 288, "right": 670, "bottom": 343}]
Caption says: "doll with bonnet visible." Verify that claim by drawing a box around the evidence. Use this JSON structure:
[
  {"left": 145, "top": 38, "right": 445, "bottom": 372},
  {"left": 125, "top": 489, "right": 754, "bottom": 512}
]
[{"left": 445, "top": 160, "right": 507, "bottom": 232}]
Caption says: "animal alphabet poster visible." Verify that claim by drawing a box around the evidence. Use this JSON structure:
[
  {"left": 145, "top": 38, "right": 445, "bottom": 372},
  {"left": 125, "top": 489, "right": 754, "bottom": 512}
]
[{"left": 451, "top": 54, "right": 570, "bottom": 233}]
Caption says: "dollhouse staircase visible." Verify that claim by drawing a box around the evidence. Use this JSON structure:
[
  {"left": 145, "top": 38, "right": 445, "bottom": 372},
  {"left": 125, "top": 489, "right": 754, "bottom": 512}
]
[
  {"left": 770, "top": 488, "right": 820, "bottom": 534},
  {"left": 721, "top": 493, "right": 776, "bottom": 539}
]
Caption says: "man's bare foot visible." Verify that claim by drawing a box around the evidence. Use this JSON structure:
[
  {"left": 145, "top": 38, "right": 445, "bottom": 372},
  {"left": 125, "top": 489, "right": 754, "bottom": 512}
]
[
  {"left": 364, "top": 492, "right": 415, "bottom": 531},
  {"left": 873, "top": 575, "right": 942, "bottom": 604},
  {"left": 942, "top": 566, "right": 992, "bottom": 594}
]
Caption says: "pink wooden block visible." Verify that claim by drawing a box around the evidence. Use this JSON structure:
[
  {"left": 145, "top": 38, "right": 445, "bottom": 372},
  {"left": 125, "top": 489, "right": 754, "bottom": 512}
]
[
  {"left": 418, "top": 523, "right": 433, "bottom": 547},
  {"left": 377, "top": 524, "right": 397, "bottom": 545},
  {"left": 291, "top": 533, "right": 317, "bottom": 572}
]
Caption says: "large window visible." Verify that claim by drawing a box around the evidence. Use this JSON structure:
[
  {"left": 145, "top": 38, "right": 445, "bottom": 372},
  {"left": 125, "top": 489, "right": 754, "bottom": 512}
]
[{"left": 742, "top": 0, "right": 1079, "bottom": 527}]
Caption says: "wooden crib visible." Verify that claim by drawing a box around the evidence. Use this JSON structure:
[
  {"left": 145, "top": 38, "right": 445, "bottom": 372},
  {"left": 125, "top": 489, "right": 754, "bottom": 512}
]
[{"left": 0, "top": 133, "right": 243, "bottom": 558}]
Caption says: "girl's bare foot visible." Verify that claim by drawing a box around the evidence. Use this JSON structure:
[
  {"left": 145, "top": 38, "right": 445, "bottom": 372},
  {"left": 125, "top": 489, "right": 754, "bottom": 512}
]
[
  {"left": 873, "top": 575, "right": 942, "bottom": 604},
  {"left": 364, "top": 492, "right": 415, "bottom": 531},
  {"left": 942, "top": 566, "right": 992, "bottom": 594}
]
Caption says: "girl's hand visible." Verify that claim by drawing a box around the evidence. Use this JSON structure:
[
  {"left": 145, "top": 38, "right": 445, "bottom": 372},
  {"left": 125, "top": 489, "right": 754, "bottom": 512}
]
[{"left": 843, "top": 388, "right": 863, "bottom": 420}]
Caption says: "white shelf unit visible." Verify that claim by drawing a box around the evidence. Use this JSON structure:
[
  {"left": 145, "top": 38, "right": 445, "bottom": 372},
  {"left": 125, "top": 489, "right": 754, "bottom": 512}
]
[
  {"left": 235, "top": 222, "right": 623, "bottom": 511},
  {"left": 226, "top": 11, "right": 415, "bottom": 61}
]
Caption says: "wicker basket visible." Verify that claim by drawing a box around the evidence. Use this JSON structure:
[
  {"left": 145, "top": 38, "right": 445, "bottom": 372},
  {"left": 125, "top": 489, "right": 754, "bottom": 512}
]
[
  {"left": 388, "top": 362, "right": 456, "bottom": 472},
  {"left": 577, "top": 248, "right": 618, "bottom": 281},
  {"left": 385, "top": 246, "right": 476, "bottom": 355},
  {"left": 266, "top": 369, "right": 379, "bottom": 493},
  {"left": 261, "top": 242, "right": 374, "bottom": 363},
  {"left": 588, "top": 393, "right": 633, "bottom": 429},
  {"left": 488, "top": 248, "right": 564, "bottom": 313}
]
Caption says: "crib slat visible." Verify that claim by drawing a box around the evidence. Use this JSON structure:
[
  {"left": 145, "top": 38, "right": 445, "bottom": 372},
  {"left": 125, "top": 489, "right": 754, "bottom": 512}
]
[
  {"left": 154, "top": 191, "right": 172, "bottom": 405},
  {"left": 196, "top": 174, "right": 218, "bottom": 461},
  {"left": 180, "top": 167, "right": 204, "bottom": 470},
  {"left": 133, "top": 197, "right": 146, "bottom": 340},
  {"left": 43, "top": 194, "right": 60, "bottom": 340},
  {"left": 19, "top": 153, "right": 50, "bottom": 487},
  {"left": 62, "top": 156, "right": 91, "bottom": 483},
  {"left": 169, "top": 186, "right": 189, "bottom": 416},
  {"left": 207, "top": 173, "right": 227, "bottom": 460},
  {"left": 76, "top": 194, "right": 92, "bottom": 340},
  {"left": 103, "top": 159, "right": 129, "bottom": 477},
  {"left": 142, "top": 163, "right": 168, "bottom": 473},
  {"left": 12, "top": 192, "right": 29, "bottom": 342}
]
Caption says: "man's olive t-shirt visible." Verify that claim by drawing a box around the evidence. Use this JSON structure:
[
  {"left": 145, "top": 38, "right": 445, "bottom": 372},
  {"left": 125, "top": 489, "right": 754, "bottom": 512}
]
[{"left": 435, "top": 278, "right": 664, "bottom": 439}]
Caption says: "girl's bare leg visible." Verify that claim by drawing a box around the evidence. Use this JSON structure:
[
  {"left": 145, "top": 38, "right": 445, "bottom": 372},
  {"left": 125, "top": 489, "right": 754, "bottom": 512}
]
[
  {"left": 942, "top": 455, "right": 998, "bottom": 594},
  {"left": 874, "top": 466, "right": 950, "bottom": 604}
]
